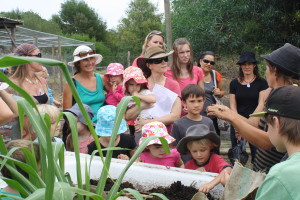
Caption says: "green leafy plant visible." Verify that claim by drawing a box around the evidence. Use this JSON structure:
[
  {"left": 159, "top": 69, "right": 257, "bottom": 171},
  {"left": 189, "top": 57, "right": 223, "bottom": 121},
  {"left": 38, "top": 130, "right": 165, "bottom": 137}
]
[{"left": 0, "top": 56, "right": 169, "bottom": 200}]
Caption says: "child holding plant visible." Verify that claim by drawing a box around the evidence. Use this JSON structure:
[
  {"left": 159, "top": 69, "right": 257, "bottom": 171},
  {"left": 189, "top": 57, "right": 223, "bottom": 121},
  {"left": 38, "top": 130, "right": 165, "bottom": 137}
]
[
  {"left": 137, "top": 121, "right": 184, "bottom": 168},
  {"left": 64, "top": 103, "right": 95, "bottom": 153},
  {"left": 104, "top": 63, "right": 125, "bottom": 106},
  {"left": 87, "top": 105, "right": 136, "bottom": 160},
  {"left": 177, "top": 124, "right": 232, "bottom": 193},
  {"left": 123, "top": 66, "right": 156, "bottom": 144},
  {"left": 0, "top": 140, "right": 40, "bottom": 198}
]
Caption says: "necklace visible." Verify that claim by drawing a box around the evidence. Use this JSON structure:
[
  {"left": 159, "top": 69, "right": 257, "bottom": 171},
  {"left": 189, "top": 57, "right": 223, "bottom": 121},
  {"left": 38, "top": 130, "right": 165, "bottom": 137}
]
[
  {"left": 244, "top": 76, "right": 256, "bottom": 88},
  {"left": 25, "top": 77, "right": 38, "bottom": 84}
]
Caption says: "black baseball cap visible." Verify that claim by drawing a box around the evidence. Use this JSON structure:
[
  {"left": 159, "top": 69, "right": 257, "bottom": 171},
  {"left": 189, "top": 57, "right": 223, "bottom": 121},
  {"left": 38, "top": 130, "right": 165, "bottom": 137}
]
[{"left": 250, "top": 85, "right": 300, "bottom": 120}]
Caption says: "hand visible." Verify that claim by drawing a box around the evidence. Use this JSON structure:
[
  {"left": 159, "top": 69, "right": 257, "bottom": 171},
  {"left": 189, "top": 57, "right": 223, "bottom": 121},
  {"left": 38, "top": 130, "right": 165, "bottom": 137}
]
[
  {"left": 135, "top": 157, "right": 144, "bottom": 162},
  {"left": 206, "top": 104, "right": 233, "bottom": 121},
  {"left": 117, "top": 154, "right": 129, "bottom": 160},
  {"left": 196, "top": 167, "right": 206, "bottom": 172},
  {"left": 199, "top": 182, "right": 214, "bottom": 193},
  {"left": 212, "top": 87, "right": 221, "bottom": 96},
  {"left": 54, "top": 99, "right": 62, "bottom": 107},
  {"left": 235, "top": 130, "right": 242, "bottom": 140},
  {"left": 134, "top": 118, "right": 150, "bottom": 132},
  {"left": 112, "top": 82, "right": 117, "bottom": 92}
]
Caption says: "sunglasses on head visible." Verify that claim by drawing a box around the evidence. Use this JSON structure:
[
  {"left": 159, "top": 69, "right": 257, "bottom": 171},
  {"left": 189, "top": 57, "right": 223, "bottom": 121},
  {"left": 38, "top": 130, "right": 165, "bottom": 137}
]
[
  {"left": 28, "top": 53, "right": 42, "bottom": 58},
  {"left": 147, "top": 56, "right": 168, "bottom": 64},
  {"left": 146, "top": 30, "right": 164, "bottom": 39},
  {"left": 76, "top": 50, "right": 95, "bottom": 58},
  {"left": 202, "top": 59, "right": 215, "bottom": 65}
]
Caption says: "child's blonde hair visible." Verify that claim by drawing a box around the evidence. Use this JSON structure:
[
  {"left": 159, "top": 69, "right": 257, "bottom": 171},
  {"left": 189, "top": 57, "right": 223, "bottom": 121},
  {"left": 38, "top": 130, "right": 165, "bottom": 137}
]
[
  {"left": 37, "top": 104, "right": 60, "bottom": 124},
  {"left": 187, "top": 138, "right": 218, "bottom": 152}
]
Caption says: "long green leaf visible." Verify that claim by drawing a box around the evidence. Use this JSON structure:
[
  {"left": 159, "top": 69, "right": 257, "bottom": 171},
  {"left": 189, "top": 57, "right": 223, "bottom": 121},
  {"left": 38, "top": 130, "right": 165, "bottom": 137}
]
[{"left": 1, "top": 177, "right": 30, "bottom": 197}]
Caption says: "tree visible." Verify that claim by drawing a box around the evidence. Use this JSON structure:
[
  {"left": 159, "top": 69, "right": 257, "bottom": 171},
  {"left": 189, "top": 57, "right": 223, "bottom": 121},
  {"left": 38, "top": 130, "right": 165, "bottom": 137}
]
[{"left": 53, "top": 0, "right": 107, "bottom": 41}]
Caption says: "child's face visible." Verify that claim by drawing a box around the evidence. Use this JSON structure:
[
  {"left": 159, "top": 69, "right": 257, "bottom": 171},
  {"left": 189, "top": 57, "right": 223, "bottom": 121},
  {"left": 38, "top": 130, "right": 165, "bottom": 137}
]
[
  {"left": 147, "top": 144, "right": 166, "bottom": 158},
  {"left": 267, "top": 117, "right": 286, "bottom": 152},
  {"left": 188, "top": 142, "right": 211, "bottom": 165},
  {"left": 50, "top": 121, "right": 61, "bottom": 137},
  {"left": 109, "top": 74, "right": 123, "bottom": 85},
  {"left": 184, "top": 95, "right": 205, "bottom": 116},
  {"left": 127, "top": 79, "right": 141, "bottom": 95}
]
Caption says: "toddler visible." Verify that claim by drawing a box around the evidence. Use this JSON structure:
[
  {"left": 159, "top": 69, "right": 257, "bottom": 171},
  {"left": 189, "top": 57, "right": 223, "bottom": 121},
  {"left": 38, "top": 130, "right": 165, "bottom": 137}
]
[
  {"left": 64, "top": 103, "right": 95, "bottom": 153},
  {"left": 177, "top": 124, "right": 232, "bottom": 193},
  {"left": 87, "top": 105, "right": 136, "bottom": 160},
  {"left": 104, "top": 63, "right": 125, "bottom": 106},
  {"left": 138, "top": 121, "right": 184, "bottom": 168},
  {"left": 123, "top": 66, "right": 156, "bottom": 143}
]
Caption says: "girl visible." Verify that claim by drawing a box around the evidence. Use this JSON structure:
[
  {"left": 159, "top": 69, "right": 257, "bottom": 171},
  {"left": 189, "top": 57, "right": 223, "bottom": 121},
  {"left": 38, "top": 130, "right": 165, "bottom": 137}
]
[
  {"left": 123, "top": 66, "right": 156, "bottom": 144},
  {"left": 104, "top": 63, "right": 125, "bottom": 106},
  {"left": 87, "top": 105, "right": 136, "bottom": 160},
  {"left": 64, "top": 103, "right": 95, "bottom": 154},
  {"left": 138, "top": 121, "right": 184, "bottom": 168}
]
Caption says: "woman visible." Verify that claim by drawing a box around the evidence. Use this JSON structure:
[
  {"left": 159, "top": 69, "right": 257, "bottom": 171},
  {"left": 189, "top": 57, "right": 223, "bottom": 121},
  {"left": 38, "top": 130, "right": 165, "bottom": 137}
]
[
  {"left": 63, "top": 45, "right": 110, "bottom": 123},
  {"left": 207, "top": 43, "right": 300, "bottom": 173},
  {"left": 165, "top": 38, "right": 204, "bottom": 91},
  {"left": 198, "top": 51, "right": 224, "bottom": 136},
  {"left": 132, "top": 30, "right": 165, "bottom": 67},
  {"left": 0, "top": 83, "right": 18, "bottom": 126},
  {"left": 10, "top": 43, "right": 48, "bottom": 104},
  {"left": 125, "top": 46, "right": 181, "bottom": 133},
  {"left": 229, "top": 51, "right": 268, "bottom": 162}
]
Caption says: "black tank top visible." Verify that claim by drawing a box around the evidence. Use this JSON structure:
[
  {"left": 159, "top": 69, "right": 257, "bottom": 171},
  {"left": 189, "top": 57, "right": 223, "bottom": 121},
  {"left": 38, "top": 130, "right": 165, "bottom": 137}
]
[{"left": 33, "top": 93, "right": 48, "bottom": 104}]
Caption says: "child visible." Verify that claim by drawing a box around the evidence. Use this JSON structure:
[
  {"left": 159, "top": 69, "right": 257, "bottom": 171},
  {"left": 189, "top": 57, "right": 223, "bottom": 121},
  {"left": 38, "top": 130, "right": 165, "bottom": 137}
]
[
  {"left": 177, "top": 124, "right": 232, "bottom": 193},
  {"left": 248, "top": 85, "right": 300, "bottom": 199},
  {"left": 64, "top": 103, "right": 95, "bottom": 154},
  {"left": 123, "top": 66, "right": 156, "bottom": 143},
  {"left": 138, "top": 121, "right": 184, "bottom": 168},
  {"left": 87, "top": 105, "right": 136, "bottom": 160},
  {"left": 104, "top": 63, "right": 125, "bottom": 106},
  {"left": 0, "top": 140, "right": 40, "bottom": 198},
  {"left": 171, "top": 84, "right": 215, "bottom": 162},
  {"left": 35, "top": 104, "right": 63, "bottom": 143}
]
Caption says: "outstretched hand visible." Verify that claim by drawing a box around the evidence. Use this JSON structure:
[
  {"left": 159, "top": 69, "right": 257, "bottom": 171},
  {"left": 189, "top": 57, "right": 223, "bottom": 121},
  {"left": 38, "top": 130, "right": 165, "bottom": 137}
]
[{"left": 206, "top": 104, "right": 234, "bottom": 121}]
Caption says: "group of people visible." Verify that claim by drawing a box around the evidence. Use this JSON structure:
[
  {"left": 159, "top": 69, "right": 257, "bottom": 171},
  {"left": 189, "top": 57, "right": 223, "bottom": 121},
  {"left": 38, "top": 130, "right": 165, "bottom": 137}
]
[{"left": 1, "top": 28, "right": 300, "bottom": 199}]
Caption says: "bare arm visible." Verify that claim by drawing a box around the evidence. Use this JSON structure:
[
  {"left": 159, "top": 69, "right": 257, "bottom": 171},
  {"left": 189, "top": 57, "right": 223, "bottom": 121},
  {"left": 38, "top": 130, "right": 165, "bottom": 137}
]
[
  {"left": 132, "top": 92, "right": 156, "bottom": 104},
  {"left": 213, "top": 79, "right": 225, "bottom": 98},
  {"left": 197, "top": 79, "right": 205, "bottom": 91},
  {"left": 0, "top": 98, "right": 14, "bottom": 126},
  {"left": 175, "top": 158, "right": 185, "bottom": 168},
  {"left": 229, "top": 94, "right": 237, "bottom": 112},
  {"left": 101, "top": 74, "right": 111, "bottom": 93},
  {"left": 0, "top": 90, "right": 18, "bottom": 117},
  {"left": 63, "top": 83, "right": 73, "bottom": 110}
]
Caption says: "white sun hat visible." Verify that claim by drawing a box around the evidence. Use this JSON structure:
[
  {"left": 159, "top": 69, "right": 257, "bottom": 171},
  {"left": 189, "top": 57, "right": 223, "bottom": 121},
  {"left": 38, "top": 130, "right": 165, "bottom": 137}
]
[{"left": 67, "top": 45, "right": 103, "bottom": 67}]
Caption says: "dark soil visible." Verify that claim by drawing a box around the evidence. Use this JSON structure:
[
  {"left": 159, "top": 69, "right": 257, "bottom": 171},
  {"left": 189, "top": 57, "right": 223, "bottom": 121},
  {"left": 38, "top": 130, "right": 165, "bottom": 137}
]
[{"left": 90, "top": 178, "right": 134, "bottom": 191}]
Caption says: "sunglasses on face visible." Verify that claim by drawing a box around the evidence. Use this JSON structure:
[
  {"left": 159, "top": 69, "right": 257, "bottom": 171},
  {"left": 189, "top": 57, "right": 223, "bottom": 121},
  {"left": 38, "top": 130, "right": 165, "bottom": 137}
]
[
  {"left": 202, "top": 59, "right": 215, "bottom": 65},
  {"left": 147, "top": 56, "right": 168, "bottom": 64},
  {"left": 28, "top": 53, "right": 42, "bottom": 58},
  {"left": 76, "top": 50, "right": 95, "bottom": 58}
]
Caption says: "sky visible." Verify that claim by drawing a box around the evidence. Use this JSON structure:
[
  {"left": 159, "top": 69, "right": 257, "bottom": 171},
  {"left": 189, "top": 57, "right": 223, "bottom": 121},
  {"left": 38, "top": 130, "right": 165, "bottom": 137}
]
[{"left": 0, "top": 0, "right": 164, "bottom": 29}]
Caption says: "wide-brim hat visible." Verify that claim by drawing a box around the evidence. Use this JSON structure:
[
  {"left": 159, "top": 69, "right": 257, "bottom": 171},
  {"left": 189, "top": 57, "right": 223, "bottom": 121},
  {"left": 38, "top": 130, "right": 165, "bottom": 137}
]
[
  {"left": 104, "top": 63, "right": 124, "bottom": 81},
  {"left": 64, "top": 103, "right": 95, "bottom": 126},
  {"left": 68, "top": 45, "right": 102, "bottom": 67},
  {"left": 139, "top": 121, "right": 175, "bottom": 146},
  {"left": 237, "top": 51, "right": 258, "bottom": 65},
  {"left": 96, "top": 105, "right": 127, "bottom": 136},
  {"left": 137, "top": 46, "right": 174, "bottom": 71},
  {"left": 177, "top": 124, "right": 220, "bottom": 154},
  {"left": 123, "top": 66, "right": 148, "bottom": 85},
  {"left": 261, "top": 43, "right": 300, "bottom": 79},
  {"left": 250, "top": 85, "right": 300, "bottom": 120}
]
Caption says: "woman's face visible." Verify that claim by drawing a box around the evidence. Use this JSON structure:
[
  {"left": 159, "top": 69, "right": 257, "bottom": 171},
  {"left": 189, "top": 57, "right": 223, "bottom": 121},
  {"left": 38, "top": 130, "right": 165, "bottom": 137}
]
[
  {"left": 147, "top": 35, "right": 164, "bottom": 49},
  {"left": 28, "top": 49, "right": 43, "bottom": 72},
  {"left": 148, "top": 56, "right": 168, "bottom": 75},
  {"left": 200, "top": 55, "right": 215, "bottom": 73},
  {"left": 79, "top": 57, "right": 96, "bottom": 73},
  {"left": 240, "top": 62, "right": 256, "bottom": 75},
  {"left": 177, "top": 44, "right": 191, "bottom": 65}
]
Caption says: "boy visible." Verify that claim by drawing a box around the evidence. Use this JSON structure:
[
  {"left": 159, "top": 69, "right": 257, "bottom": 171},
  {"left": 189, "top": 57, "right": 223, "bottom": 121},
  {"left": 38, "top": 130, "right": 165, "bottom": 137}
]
[
  {"left": 177, "top": 124, "right": 232, "bottom": 193},
  {"left": 249, "top": 85, "right": 300, "bottom": 199},
  {"left": 171, "top": 84, "right": 215, "bottom": 162}
]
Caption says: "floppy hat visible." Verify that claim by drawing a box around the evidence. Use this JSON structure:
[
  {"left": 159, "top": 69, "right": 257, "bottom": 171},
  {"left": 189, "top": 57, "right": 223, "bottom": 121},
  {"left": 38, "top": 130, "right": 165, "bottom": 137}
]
[
  {"left": 261, "top": 43, "right": 300, "bottom": 78},
  {"left": 123, "top": 66, "right": 148, "bottom": 85},
  {"left": 139, "top": 121, "right": 175, "bottom": 146},
  {"left": 104, "top": 63, "right": 124, "bottom": 81},
  {"left": 137, "top": 46, "right": 174, "bottom": 70},
  {"left": 64, "top": 103, "right": 95, "bottom": 126},
  {"left": 177, "top": 124, "right": 220, "bottom": 154},
  {"left": 237, "top": 51, "right": 258, "bottom": 65},
  {"left": 68, "top": 45, "right": 103, "bottom": 67},
  {"left": 250, "top": 85, "right": 300, "bottom": 120},
  {"left": 96, "top": 105, "right": 127, "bottom": 136}
]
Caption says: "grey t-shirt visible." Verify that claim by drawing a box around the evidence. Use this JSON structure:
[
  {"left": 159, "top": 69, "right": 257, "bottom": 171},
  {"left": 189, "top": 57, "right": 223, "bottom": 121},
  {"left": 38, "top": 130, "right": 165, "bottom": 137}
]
[{"left": 201, "top": 80, "right": 216, "bottom": 117}]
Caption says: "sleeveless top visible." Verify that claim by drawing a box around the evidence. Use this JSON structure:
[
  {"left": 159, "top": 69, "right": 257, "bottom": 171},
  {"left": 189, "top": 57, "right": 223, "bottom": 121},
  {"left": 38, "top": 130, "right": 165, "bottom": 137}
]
[
  {"left": 74, "top": 73, "right": 105, "bottom": 123},
  {"left": 33, "top": 92, "right": 49, "bottom": 104}
]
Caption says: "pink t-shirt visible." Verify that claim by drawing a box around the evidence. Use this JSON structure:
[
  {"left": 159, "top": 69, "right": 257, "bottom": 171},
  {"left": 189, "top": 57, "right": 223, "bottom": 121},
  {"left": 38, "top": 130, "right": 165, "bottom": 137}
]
[
  {"left": 105, "top": 85, "right": 125, "bottom": 106},
  {"left": 139, "top": 148, "right": 181, "bottom": 167},
  {"left": 165, "top": 66, "right": 204, "bottom": 91},
  {"left": 185, "top": 153, "right": 230, "bottom": 173},
  {"left": 164, "top": 77, "right": 182, "bottom": 98},
  {"left": 79, "top": 134, "right": 94, "bottom": 154}
]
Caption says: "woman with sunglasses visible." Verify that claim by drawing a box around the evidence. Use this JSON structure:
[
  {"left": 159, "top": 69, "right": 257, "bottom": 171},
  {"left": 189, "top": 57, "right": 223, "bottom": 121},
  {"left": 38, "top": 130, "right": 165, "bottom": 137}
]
[
  {"left": 197, "top": 51, "right": 224, "bottom": 136},
  {"left": 126, "top": 46, "right": 181, "bottom": 133},
  {"left": 63, "top": 45, "right": 110, "bottom": 123},
  {"left": 132, "top": 30, "right": 165, "bottom": 67},
  {"left": 165, "top": 38, "right": 204, "bottom": 91},
  {"left": 10, "top": 43, "right": 49, "bottom": 104}
]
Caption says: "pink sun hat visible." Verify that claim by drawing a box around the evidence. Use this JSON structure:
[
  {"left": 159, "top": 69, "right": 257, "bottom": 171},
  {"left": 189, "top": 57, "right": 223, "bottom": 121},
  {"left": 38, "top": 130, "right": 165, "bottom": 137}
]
[
  {"left": 123, "top": 66, "right": 148, "bottom": 85},
  {"left": 104, "top": 63, "right": 124, "bottom": 81},
  {"left": 139, "top": 121, "right": 175, "bottom": 146}
]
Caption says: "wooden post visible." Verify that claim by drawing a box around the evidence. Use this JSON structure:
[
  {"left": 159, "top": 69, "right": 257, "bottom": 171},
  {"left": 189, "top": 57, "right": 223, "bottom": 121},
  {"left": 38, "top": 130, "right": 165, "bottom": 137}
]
[
  {"left": 164, "top": 0, "right": 173, "bottom": 64},
  {"left": 127, "top": 51, "right": 130, "bottom": 67},
  {"left": 52, "top": 45, "right": 56, "bottom": 85},
  {"left": 57, "top": 37, "right": 63, "bottom": 94}
]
